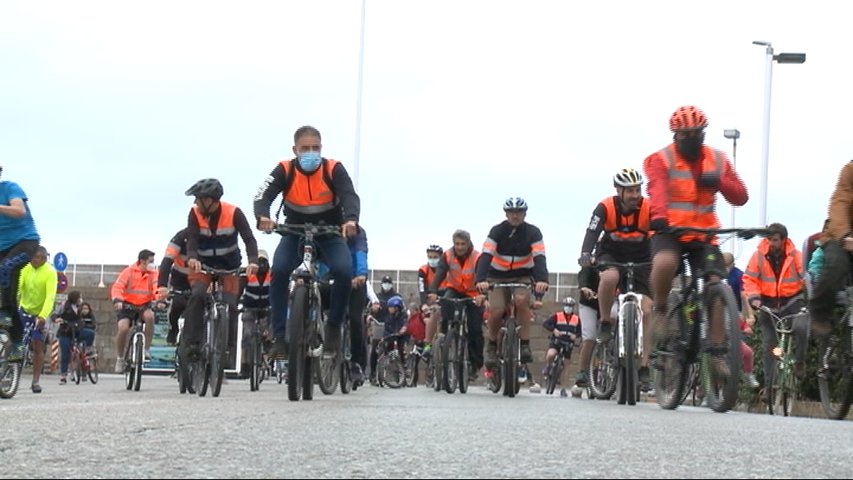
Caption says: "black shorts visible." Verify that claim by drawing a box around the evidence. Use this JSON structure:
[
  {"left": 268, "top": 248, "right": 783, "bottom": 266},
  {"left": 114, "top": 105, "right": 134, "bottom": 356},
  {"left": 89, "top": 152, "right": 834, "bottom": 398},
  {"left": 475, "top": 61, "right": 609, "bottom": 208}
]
[
  {"left": 651, "top": 233, "right": 726, "bottom": 279},
  {"left": 596, "top": 252, "right": 652, "bottom": 297},
  {"left": 548, "top": 337, "right": 574, "bottom": 358}
]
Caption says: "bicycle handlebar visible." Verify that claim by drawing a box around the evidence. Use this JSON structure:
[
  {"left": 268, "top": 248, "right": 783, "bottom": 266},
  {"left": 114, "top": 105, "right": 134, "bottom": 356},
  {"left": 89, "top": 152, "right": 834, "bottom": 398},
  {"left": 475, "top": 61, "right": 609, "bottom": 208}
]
[
  {"left": 666, "top": 226, "right": 771, "bottom": 240},
  {"left": 273, "top": 223, "right": 342, "bottom": 237},
  {"left": 593, "top": 260, "right": 653, "bottom": 271}
]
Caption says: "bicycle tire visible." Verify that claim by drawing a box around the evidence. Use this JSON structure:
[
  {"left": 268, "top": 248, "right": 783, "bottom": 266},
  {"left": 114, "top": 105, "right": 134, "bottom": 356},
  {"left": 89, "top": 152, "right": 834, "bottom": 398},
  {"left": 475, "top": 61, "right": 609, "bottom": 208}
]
[
  {"left": 459, "top": 332, "right": 470, "bottom": 394},
  {"left": 433, "top": 334, "right": 444, "bottom": 392},
  {"left": 654, "top": 292, "right": 689, "bottom": 410},
  {"left": 504, "top": 318, "right": 518, "bottom": 398},
  {"left": 0, "top": 333, "right": 21, "bottom": 399},
  {"left": 73, "top": 350, "right": 82, "bottom": 385},
  {"left": 198, "top": 317, "right": 212, "bottom": 397},
  {"left": 818, "top": 323, "right": 853, "bottom": 420},
  {"left": 590, "top": 339, "right": 617, "bottom": 400},
  {"left": 444, "top": 328, "right": 458, "bottom": 394},
  {"left": 679, "top": 363, "right": 702, "bottom": 407},
  {"left": 287, "top": 285, "right": 308, "bottom": 401},
  {"left": 124, "top": 338, "right": 134, "bottom": 391},
  {"left": 766, "top": 359, "right": 778, "bottom": 415},
  {"left": 701, "top": 283, "right": 741, "bottom": 413},
  {"left": 404, "top": 351, "right": 416, "bottom": 387},
  {"left": 545, "top": 355, "right": 562, "bottom": 395},
  {"left": 210, "top": 305, "right": 228, "bottom": 397},
  {"left": 132, "top": 333, "right": 143, "bottom": 391},
  {"left": 87, "top": 356, "right": 98, "bottom": 384},
  {"left": 781, "top": 363, "right": 797, "bottom": 417},
  {"left": 623, "top": 305, "right": 637, "bottom": 406},
  {"left": 249, "top": 334, "right": 260, "bottom": 392},
  {"left": 382, "top": 351, "right": 405, "bottom": 389}
]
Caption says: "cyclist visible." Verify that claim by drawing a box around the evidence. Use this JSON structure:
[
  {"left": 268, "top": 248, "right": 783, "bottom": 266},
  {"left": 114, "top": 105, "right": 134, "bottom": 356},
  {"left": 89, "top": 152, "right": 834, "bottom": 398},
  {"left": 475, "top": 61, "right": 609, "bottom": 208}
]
[
  {"left": 743, "top": 223, "right": 807, "bottom": 380},
  {"left": 418, "top": 244, "right": 446, "bottom": 306},
  {"left": 579, "top": 168, "right": 654, "bottom": 390},
  {"left": 57, "top": 290, "right": 95, "bottom": 385},
  {"left": 16, "top": 246, "right": 55, "bottom": 393},
  {"left": 643, "top": 105, "right": 748, "bottom": 378},
  {"left": 111, "top": 249, "right": 157, "bottom": 373},
  {"left": 239, "top": 249, "right": 271, "bottom": 378},
  {"left": 0, "top": 165, "right": 41, "bottom": 359},
  {"left": 574, "top": 264, "right": 600, "bottom": 388},
  {"left": 156, "top": 228, "right": 191, "bottom": 346},
  {"left": 381, "top": 295, "right": 408, "bottom": 360},
  {"left": 426, "top": 229, "right": 484, "bottom": 381},
  {"left": 254, "top": 125, "right": 360, "bottom": 358},
  {"left": 476, "top": 197, "right": 549, "bottom": 368},
  {"left": 183, "top": 178, "right": 259, "bottom": 367},
  {"left": 810, "top": 161, "right": 853, "bottom": 341},
  {"left": 543, "top": 297, "right": 580, "bottom": 397},
  {"left": 345, "top": 225, "right": 371, "bottom": 384}
]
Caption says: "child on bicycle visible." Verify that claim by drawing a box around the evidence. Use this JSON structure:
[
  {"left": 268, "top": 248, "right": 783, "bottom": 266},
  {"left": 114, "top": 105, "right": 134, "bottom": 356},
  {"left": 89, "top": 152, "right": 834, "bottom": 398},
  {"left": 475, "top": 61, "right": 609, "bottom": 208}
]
[
  {"left": 381, "top": 295, "right": 408, "bottom": 360},
  {"left": 57, "top": 291, "right": 95, "bottom": 385},
  {"left": 542, "top": 297, "right": 580, "bottom": 397}
]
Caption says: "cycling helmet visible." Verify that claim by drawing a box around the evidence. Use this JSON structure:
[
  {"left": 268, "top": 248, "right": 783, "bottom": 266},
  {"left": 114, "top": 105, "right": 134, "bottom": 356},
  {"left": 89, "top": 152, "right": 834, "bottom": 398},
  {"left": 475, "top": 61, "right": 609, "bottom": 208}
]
[
  {"left": 185, "top": 178, "right": 224, "bottom": 200},
  {"left": 562, "top": 297, "right": 576, "bottom": 306},
  {"left": 503, "top": 197, "right": 528, "bottom": 212},
  {"left": 426, "top": 244, "right": 444, "bottom": 255},
  {"left": 669, "top": 105, "right": 708, "bottom": 132},
  {"left": 613, "top": 168, "right": 643, "bottom": 188},
  {"left": 387, "top": 296, "right": 404, "bottom": 310}
]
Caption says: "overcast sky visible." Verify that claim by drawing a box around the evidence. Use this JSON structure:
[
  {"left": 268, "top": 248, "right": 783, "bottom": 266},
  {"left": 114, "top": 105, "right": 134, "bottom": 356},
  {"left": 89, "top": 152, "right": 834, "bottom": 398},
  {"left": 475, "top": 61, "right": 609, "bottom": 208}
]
[{"left": 0, "top": 1, "right": 847, "bottom": 274}]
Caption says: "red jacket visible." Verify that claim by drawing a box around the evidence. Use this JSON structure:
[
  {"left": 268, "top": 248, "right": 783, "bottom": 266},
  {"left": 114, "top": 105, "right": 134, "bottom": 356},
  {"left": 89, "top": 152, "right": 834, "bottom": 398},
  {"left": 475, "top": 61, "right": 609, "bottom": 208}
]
[{"left": 406, "top": 312, "right": 426, "bottom": 342}]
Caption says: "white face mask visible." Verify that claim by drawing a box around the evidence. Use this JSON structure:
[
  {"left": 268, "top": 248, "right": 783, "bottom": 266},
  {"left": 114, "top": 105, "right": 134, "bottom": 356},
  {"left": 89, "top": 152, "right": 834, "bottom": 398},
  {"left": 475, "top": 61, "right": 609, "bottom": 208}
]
[
  {"left": 427, "top": 258, "right": 439, "bottom": 268},
  {"left": 381, "top": 283, "right": 392, "bottom": 292},
  {"left": 563, "top": 307, "right": 573, "bottom": 314}
]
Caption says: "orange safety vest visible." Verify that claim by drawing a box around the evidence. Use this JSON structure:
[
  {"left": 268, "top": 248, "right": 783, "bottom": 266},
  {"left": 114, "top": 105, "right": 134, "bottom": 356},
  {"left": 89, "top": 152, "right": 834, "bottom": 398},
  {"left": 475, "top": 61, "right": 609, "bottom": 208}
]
[
  {"left": 657, "top": 144, "right": 723, "bottom": 243},
  {"left": 164, "top": 240, "right": 189, "bottom": 275},
  {"left": 279, "top": 158, "right": 339, "bottom": 215},
  {"left": 242, "top": 272, "right": 271, "bottom": 306},
  {"left": 601, "top": 196, "right": 650, "bottom": 242},
  {"left": 743, "top": 238, "right": 805, "bottom": 304},
  {"left": 554, "top": 311, "right": 580, "bottom": 332},
  {"left": 192, "top": 201, "right": 241, "bottom": 269},
  {"left": 111, "top": 263, "right": 156, "bottom": 306},
  {"left": 443, "top": 249, "right": 480, "bottom": 297}
]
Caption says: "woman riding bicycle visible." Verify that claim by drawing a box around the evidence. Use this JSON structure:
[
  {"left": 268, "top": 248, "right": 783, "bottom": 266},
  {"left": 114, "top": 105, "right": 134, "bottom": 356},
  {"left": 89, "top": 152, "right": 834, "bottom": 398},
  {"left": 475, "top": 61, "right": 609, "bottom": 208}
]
[{"left": 57, "top": 291, "right": 96, "bottom": 385}]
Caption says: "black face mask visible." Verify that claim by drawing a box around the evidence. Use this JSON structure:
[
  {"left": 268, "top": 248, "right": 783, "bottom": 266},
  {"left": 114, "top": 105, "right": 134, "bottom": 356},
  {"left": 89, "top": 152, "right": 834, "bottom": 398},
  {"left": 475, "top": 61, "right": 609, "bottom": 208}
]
[{"left": 675, "top": 134, "right": 704, "bottom": 161}]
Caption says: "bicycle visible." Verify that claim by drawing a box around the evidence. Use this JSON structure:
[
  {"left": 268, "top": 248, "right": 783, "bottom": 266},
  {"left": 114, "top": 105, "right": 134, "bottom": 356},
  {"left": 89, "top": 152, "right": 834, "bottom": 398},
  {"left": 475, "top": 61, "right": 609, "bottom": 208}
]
[
  {"left": 817, "top": 284, "right": 853, "bottom": 420},
  {"left": 652, "top": 226, "right": 769, "bottom": 413},
  {"left": 242, "top": 306, "right": 271, "bottom": 392},
  {"left": 590, "top": 261, "right": 652, "bottom": 406},
  {"left": 274, "top": 223, "right": 342, "bottom": 402},
  {"left": 177, "top": 266, "right": 240, "bottom": 398},
  {"left": 118, "top": 303, "right": 148, "bottom": 392},
  {"left": 64, "top": 323, "right": 98, "bottom": 385},
  {"left": 437, "top": 296, "right": 476, "bottom": 394},
  {"left": 405, "top": 341, "right": 431, "bottom": 388},
  {"left": 756, "top": 305, "right": 808, "bottom": 416},
  {"left": 544, "top": 334, "right": 577, "bottom": 395},
  {"left": 0, "top": 312, "right": 23, "bottom": 399},
  {"left": 484, "top": 282, "right": 536, "bottom": 398},
  {"left": 375, "top": 333, "right": 407, "bottom": 388},
  {"left": 318, "top": 303, "right": 356, "bottom": 395}
]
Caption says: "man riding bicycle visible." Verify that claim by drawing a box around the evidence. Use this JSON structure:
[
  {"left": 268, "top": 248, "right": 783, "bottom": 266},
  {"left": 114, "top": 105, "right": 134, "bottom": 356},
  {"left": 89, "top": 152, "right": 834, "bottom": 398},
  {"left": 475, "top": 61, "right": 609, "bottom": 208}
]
[
  {"left": 111, "top": 249, "right": 158, "bottom": 373},
  {"left": 254, "top": 125, "right": 360, "bottom": 358},
  {"left": 542, "top": 297, "right": 580, "bottom": 397},
  {"left": 643, "top": 105, "right": 748, "bottom": 377},
  {"left": 426, "top": 229, "right": 484, "bottom": 381},
  {"left": 578, "top": 168, "right": 654, "bottom": 390},
  {"left": 156, "top": 228, "right": 191, "bottom": 345},
  {"left": 476, "top": 197, "right": 549, "bottom": 368},
  {"left": 182, "top": 178, "right": 259, "bottom": 366},
  {"left": 17, "top": 246, "right": 56, "bottom": 393},
  {"left": 239, "top": 249, "right": 271, "bottom": 377}
]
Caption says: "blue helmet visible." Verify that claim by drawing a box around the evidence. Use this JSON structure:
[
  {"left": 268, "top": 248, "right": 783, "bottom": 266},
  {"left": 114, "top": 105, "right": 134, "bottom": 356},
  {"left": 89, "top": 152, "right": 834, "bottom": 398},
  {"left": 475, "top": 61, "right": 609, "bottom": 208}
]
[{"left": 387, "top": 296, "right": 404, "bottom": 310}]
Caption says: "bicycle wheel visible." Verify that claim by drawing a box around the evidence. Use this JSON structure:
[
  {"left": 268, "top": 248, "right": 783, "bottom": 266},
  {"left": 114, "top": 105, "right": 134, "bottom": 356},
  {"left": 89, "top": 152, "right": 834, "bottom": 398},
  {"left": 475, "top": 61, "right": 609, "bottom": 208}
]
[
  {"left": 382, "top": 351, "right": 405, "bottom": 389},
  {"left": 781, "top": 363, "right": 797, "bottom": 417},
  {"left": 818, "top": 322, "right": 853, "bottom": 420},
  {"left": 653, "top": 292, "right": 688, "bottom": 410},
  {"left": 249, "top": 335, "right": 260, "bottom": 392},
  {"left": 459, "top": 332, "right": 470, "bottom": 394},
  {"left": 287, "top": 285, "right": 308, "bottom": 402},
  {"left": 340, "top": 322, "right": 352, "bottom": 393},
  {"left": 87, "top": 355, "right": 99, "bottom": 384},
  {"left": 545, "top": 355, "right": 562, "bottom": 395},
  {"left": 404, "top": 351, "right": 417, "bottom": 387},
  {"left": 590, "top": 339, "right": 617, "bottom": 400},
  {"left": 73, "top": 349, "right": 82, "bottom": 385},
  {"left": 701, "top": 283, "right": 741, "bottom": 413},
  {"left": 210, "top": 305, "right": 228, "bottom": 398},
  {"left": 622, "top": 306, "right": 637, "bottom": 406},
  {"left": 0, "top": 333, "right": 22, "bottom": 399},
  {"left": 679, "top": 363, "right": 702, "bottom": 407},
  {"left": 317, "top": 323, "right": 339, "bottom": 395},
  {"left": 432, "top": 334, "right": 444, "bottom": 392},
  {"left": 504, "top": 318, "right": 518, "bottom": 398},
  {"left": 132, "top": 334, "right": 143, "bottom": 391},
  {"left": 766, "top": 359, "right": 779, "bottom": 415},
  {"left": 444, "top": 328, "right": 458, "bottom": 394}
]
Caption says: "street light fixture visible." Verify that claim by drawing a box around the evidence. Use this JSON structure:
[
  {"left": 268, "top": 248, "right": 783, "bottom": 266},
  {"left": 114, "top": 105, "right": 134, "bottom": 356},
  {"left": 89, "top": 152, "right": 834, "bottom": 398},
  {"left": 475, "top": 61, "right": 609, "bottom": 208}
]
[
  {"left": 753, "top": 40, "right": 806, "bottom": 227},
  {"left": 723, "top": 128, "right": 741, "bottom": 253}
]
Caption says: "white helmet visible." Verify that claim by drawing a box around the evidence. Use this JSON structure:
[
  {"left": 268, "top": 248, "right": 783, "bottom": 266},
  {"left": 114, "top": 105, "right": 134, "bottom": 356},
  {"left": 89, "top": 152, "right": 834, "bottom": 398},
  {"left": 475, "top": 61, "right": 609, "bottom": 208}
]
[
  {"left": 503, "top": 197, "right": 528, "bottom": 211},
  {"left": 613, "top": 168, "right": 643, "bottom": 188}
]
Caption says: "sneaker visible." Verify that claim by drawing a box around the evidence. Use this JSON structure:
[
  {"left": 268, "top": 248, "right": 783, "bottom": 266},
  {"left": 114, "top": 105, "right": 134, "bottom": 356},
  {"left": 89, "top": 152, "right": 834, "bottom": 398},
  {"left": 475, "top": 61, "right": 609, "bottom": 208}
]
[
  {"left": 529, "top": 382, "right": 541, "bottom": 394},
  {"left": 575, "top": 370, "right": 589, "bottom": 388},
  {"left": 59, "top": 376, "right": 67, "bottom": 385},
  {"left": 324, "top": 324, "right": 341, "bottom": 358},
  {"left": 166, "top": 329, "right": 178, "bottom": 346},
  {"left": 31, "top": 383, "right": 42, "bottom": 394},
  {"left": 741, "top": 372, "right": 760, "bottom": 390},
  {"left": 560, "top": 388, "right": 568, "bottom": 398},
  {"left": 115, "top": 358, "right": 125, "bottom": 373},
  {"left": 597, "top": 321, "right": 613, "bottom": 343},
  {"left": 351, "top": 365, "right": 365, "bottom": 385},
  {"left": 484, "top": 342, "right": 498, "bottom": 368},
  {"left": 268, "top": 337, "right": 288, "bottom": 359},
  {"left": 520, "top": 343, "right": 533, "bottom": 364},
  {"left": 638, "top": 366, "right": 651, "bottom": 392}
]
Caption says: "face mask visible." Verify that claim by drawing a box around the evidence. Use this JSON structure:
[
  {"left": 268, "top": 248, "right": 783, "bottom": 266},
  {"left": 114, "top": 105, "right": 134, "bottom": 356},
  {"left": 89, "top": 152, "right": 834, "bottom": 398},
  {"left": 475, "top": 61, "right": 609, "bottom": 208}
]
[
  {"left": 298, "top": 151, "right": 322, "bottom": 172},
  {"left": 381, "top": 282, "right": 392, "bottom": 292},
  {"left": 427, "top": 258, "right": 439, "bottom": 268},
  {"left": 676, "top": 136, "right": 703, "bottom": 161},
  {"left": 563, "top": 307, "right": 573, "bottom": 314}
]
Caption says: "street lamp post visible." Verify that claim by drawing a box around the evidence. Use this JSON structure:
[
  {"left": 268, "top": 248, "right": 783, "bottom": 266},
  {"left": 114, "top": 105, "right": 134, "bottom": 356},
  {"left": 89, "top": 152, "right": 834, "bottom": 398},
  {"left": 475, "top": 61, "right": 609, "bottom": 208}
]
[
  {"left": 723, "top": 128, "right": 740, "bottom": 253},
  {"left": 753, "top": 41, "right": 806, "bottom": 227},
  {"left": 353, "top": 0, "right": 367, "bottom": 191}
]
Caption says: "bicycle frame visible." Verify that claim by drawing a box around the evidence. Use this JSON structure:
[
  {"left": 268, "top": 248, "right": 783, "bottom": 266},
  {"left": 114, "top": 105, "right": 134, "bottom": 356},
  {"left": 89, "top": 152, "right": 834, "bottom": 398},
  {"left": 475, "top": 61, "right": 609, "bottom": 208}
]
[{"left": 759, "top": 305, "right": 807, "bottom": 416}]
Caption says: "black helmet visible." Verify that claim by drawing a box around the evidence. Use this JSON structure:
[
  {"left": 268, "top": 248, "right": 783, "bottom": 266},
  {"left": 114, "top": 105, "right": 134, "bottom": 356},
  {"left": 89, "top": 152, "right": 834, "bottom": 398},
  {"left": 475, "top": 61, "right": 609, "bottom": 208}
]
[
  {"left": 185, "top": 178, "right": 223, "bottom": 200},
  {"left": 426, "top": 244, "right": 443, "bottom": 255},
  {"left": 381, "top": 275, "right": 393, "bottom": 283}
]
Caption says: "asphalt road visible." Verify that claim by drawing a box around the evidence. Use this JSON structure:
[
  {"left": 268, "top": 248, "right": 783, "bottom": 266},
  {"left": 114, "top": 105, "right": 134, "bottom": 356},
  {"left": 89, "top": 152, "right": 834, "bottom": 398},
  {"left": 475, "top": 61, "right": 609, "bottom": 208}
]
[{"left": 2, "top": 372, "right": 851, "bottom": 479}]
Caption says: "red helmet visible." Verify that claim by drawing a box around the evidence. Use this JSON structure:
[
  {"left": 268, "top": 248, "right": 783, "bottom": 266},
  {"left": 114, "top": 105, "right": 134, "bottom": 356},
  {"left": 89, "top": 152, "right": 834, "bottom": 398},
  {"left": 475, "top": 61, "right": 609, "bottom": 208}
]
[{"left": 669, "top": 106, "right": 708, "bottom": 132}]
